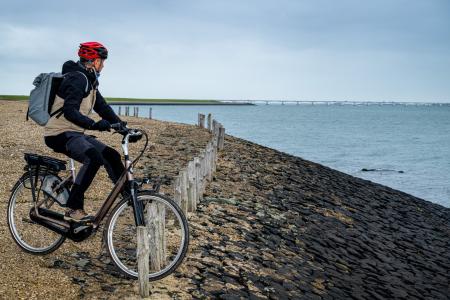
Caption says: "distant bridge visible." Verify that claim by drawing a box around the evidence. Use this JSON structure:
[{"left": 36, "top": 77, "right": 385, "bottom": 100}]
[{"left": 219, "top": 100, "right": 450, "bottom": 106}]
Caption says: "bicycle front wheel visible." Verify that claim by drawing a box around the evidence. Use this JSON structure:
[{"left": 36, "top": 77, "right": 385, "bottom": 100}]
[{"left": 104, "top": 191, "right": 189, "bottom": 280}]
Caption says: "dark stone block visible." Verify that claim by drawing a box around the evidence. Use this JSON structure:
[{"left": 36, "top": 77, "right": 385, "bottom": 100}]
[{"left": 101, "top": 285, "right": 116, "bottom": 293}]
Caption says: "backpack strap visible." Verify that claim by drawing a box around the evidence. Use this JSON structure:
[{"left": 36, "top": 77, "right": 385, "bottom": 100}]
[
  {"left": 75, "top": 71, "right": 90, "bottom": 93},
  {"left": 49, "top": 71, "right": 90, "bottom": 119},
  {"left": 62, "top": 71, "right": 90, "bottom": 92},
  {"left": 50, "top": 107, "right": 64, "bottom": 118}
]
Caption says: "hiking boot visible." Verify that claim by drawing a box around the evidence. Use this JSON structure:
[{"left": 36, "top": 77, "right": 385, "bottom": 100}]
[{"left": 64, "top": 209, "right": 94, "bottom": 223}]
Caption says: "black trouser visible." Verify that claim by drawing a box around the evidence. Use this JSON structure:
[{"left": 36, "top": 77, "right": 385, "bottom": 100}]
[{"left": 45, "top": 131, "right": 125, "bottom": 210}]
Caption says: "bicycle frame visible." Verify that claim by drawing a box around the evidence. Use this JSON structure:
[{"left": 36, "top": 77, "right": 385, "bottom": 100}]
[{"left": 88, "top": 129, "right": 146, "bottom": 229}]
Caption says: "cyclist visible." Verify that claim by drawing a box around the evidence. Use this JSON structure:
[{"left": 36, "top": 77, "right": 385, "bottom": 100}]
[{"left": 44, "top": 42, "right": 126, "bottom": 222}]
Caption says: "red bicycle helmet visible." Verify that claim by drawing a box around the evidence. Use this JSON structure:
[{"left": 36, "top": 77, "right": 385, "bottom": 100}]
[{"left": 78, "top": 42, "right": 108, "bottom": 60}]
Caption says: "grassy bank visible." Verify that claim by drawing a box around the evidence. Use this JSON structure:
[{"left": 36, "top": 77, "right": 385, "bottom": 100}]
[
  {"left": 106, "top": 97, "right": 221, "bottom": 104},
  {"left": 0, "top": 95, "right": 28, "bottom": 101}
]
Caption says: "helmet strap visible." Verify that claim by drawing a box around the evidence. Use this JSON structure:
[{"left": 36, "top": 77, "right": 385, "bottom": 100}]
[{"left": 78, "top": 60, "right": 100, "bottom": 79}]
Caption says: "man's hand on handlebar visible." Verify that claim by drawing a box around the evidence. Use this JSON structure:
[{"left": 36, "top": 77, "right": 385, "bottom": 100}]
[
  {"left": 111, "top": 121, "right": 128, "bottom": 133},
  {"left": 110, "top": 122, "right": 144, "bottom": 143}
]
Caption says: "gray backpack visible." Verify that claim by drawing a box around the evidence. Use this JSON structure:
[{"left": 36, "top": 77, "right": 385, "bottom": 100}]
[{"left": 26, "top": 71, "right": 89, "bottom": 126}]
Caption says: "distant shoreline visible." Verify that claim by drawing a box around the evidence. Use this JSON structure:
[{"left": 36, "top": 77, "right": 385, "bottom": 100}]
[
  {"left": 1, "top": 95, "right": 448, "bottom": 106},
  {"left": 107, "top": 102, "right": 253, "bottom": 106},
  {"left": 0, "top": 96, "right": 254, "bottom": 106}
]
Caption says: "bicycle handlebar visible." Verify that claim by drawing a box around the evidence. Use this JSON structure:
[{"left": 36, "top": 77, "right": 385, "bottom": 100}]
[
  {"left": 110, "top": 123, "right": 148, "bottom": 168},
  {"left": 111, "top": 123, "right": 142, "bottom": 138}
]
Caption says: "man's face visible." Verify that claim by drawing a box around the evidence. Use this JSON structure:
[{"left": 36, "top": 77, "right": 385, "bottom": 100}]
[{"left": 93, "top": 58, "right": 105, "bottom": 73}]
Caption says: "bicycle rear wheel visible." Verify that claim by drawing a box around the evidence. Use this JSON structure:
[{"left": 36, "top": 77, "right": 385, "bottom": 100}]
[
  {"left": 7, "top": 174, "right": 66, "bottom": 255},
  {"left": 104, "top": 191, "right": 189, "bottom": 280}
]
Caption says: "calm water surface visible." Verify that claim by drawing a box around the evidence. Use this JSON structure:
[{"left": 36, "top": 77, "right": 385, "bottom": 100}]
[{"left": 112, "top": 104, "right": 450, "bottom": 207}]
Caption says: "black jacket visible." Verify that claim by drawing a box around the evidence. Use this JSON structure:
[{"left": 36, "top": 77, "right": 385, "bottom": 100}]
[{"left": 57, "top": 60, "right": 120, "bottom": 129}]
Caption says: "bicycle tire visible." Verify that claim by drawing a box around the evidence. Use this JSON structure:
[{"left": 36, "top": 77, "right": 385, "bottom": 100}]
[
  {"left": 7, "top": 173, "right": 66, "bottom": 255},
  {"left": 104, "top": 190, "right": 189, "bottom": 280}
]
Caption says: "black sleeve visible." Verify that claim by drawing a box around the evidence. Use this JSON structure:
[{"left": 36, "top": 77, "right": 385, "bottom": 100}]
[
  {"left": 60, "top": 74, "right": 96, "bottom": 129},
  {"left": 94, "top": 90, "right": 121, "bottom": 124}
]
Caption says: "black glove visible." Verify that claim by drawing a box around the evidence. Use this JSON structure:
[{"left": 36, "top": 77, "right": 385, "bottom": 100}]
[
  {"left": 91, "top": 120, "right": 111, "bottom": 132},
  {"left": 111, "top": 120, "right": 128, "bottom": 134},
  {"left": 119, "top": 120, "right": 127, "bottom": 130}
]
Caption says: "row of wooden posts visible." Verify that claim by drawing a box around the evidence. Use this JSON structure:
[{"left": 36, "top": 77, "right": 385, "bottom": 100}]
[
  {"left": 118, "top": 106, "right": 152, "bottom": 119},
  {"left": 173, "top": 113, "right": 225, "bottom": 213},
  {"left": 137, "top": 113, "right": 225, "bottom": 297}
]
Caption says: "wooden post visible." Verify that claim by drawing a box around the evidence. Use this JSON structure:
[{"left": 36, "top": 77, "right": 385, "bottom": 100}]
[
  {"left": 125, "top": 106, "right": 129, "bottom": 116},
  {"left": 218, "top": 126, "right": 225, "bottom": 150},
  {"left": 149, "top": 107, "right": 152, "bottom": 119},
  {"left": 180, "top": 169, "right": 188, "bottom": 214},
  {"left": 136, "top": 107, "right": 139, "bottom": 117},
  {"left": 174, "top": 176, "right": 181, "bottom": 207},
  {"left": 198, "top": 113, "right": 205, "bottom": 128},
  {"left": 211, "top": 139, "right": 218, "bottom": 173},
  {"left": 212, "top": 119, "right": 218, "bottom": 135},
  {"left": 206, "top": 142, "right": 213, "bottom": 181},
  {"left": 187, "top": 161, "right": 197, "bottom": 212},
  {"left": 194, "top": 157, "right": 202, "bottom": 203},
  {"left": 205, "top": 142, "right": 210, "bottom": 181},
  {"left": 213, "top": 121, "right": 220, "bottom": 149},
  {"left": 199, "top": 151, "right": 207, "bottom": 195},
  {"left": 137, "top": 226, "right": 149, "bottom": 298},
  {"left": 207, "top": 113, "right": 212, "bottom": 132},
  {"left": 118, "top": 106, "right": 122, "bottom": 116},
  {"left": 146, "top": 202, "right": 166, "bottom": 272},
  {"left": 197, "top": 154, "right": 204, "bottom": 197}
]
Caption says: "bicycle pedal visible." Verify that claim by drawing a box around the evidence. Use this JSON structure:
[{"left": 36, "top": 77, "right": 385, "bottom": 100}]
[{"left": 73, "top": 224, "right": 92, "bottom": 234}]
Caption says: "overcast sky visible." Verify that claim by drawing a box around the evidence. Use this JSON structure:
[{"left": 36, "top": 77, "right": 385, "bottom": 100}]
[{"left": 1, "top": 0, "right": 449, "bottom": 102}]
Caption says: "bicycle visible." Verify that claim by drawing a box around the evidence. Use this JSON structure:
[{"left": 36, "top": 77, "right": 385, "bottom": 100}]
[{"left": 7, "top": 123, "right": 189, "bottom": 281}]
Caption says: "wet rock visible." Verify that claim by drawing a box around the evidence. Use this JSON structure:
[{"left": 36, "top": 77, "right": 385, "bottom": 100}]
[
  {"left": 219, "top": 294, "right": 242, "bottom": 300},
  {"left": 101, "top": 285, "right": 116, "bottom": 293},
  {"left": 72, "top": 277, "right": 86, "bottom": 285},
  {"left": 75, "top": 258, "right": 90, "bottom": 269},
  {"left": 50, "top": 259, "right": 70, "bottom": 270}
]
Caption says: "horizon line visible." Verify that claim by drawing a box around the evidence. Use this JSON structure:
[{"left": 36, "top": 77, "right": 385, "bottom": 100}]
[{"left": 0, "top": 94, "right": 449, "bottom": 104}]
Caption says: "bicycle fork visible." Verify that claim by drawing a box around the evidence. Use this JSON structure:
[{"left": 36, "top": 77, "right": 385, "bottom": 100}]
[
  {"left": 130, "top": 180, "right": 145, "bottom": 226},
  {"left": 123, "top": 143, "right": 145, "bottom": 227}
]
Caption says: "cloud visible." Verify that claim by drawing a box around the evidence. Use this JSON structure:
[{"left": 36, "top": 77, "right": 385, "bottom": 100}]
[{"left": 0, "top": 0, "right": 449, "bottom": 101}]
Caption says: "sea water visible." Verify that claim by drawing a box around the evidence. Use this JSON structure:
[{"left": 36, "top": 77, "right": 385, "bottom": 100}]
[{"left": 112, "top": 104, "right": 450, "bottom": 207}]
